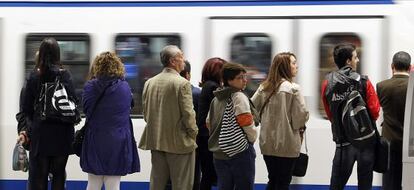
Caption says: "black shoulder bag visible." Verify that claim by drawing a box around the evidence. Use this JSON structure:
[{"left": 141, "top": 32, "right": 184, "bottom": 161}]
[{"left": 72, "top": 84, "right": 111, "bottom": 157}]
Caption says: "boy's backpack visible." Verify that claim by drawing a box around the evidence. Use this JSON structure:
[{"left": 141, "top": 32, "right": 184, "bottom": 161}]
[
  {"left": 340, "top": 89, "right": 376, "bottom": 148},
  {"left": 35, "top": 71, "right": 80, "bottom": 124},
  {"left": 328, "top": 72, "right": 376, "bottom": 149}
]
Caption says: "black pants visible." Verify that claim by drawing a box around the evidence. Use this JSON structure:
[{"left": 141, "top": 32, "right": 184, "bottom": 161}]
[
  {"left": 28, "top": 153, "right": 68, "bottom": 190},
  {"left": 382, "top": 141, "right": 402, "bottom": 190},
  {"left": 195, "top": 136, "right": 217, "bottom": 190},
  {"left": 329, "top": 143, "right": 375, "bottom": 190},
  {"left": 263, "top": 155, "right": 296, "bottom": 190}
]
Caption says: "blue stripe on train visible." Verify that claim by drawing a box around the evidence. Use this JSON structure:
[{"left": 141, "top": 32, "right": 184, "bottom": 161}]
[
  {"left": 0, "top": 180, "right": 382, "bottom": 190},
  {"left": 0, "top": 1, "right": 394, "bottom": 7}
]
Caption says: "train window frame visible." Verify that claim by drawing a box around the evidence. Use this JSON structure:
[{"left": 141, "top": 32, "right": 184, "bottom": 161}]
[
  {"left": 317, "top": 32, "right": 362, "bottom": 119},
  {"left": 24, "top": 33, "right": 91, "bottom": 115},
  {"left": 229, "top": 33, "right": 273, "bottom": 98},
  {"left": 115, "top": 33, "right": 182, "bottom": 118}
]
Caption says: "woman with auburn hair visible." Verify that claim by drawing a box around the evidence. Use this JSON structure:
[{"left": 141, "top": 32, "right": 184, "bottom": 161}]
[
  {"left": 81, "top": 52, "right": 140, "bottom": 190},
  {"left": 252, "top": 52, "right": 309, "bottom": 190},
  {"left": 195, "top": 57, "right": 226, "bottom": 190}
]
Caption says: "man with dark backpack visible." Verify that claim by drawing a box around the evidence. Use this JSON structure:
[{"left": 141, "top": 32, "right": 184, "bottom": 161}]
[{"left": 321, "top": 43, "right": 380, "bottom": 190}]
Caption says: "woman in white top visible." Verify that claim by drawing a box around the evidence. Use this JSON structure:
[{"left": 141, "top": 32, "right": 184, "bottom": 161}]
[{"left": 252, "top": 52, "right": 309, "bottom": 190}]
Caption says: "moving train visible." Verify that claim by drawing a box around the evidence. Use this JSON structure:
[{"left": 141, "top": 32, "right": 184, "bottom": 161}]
[{"left": 1, "top": 0, "right": 414, "bottom": 189}]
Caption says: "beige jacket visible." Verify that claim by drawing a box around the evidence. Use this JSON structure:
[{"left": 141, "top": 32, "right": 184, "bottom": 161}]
[
  {"left": 139, "top": 68, "right": 198, "bottom": 154},
  {"left": 252, "top": 81, "right": 309, "bottom": 158}
]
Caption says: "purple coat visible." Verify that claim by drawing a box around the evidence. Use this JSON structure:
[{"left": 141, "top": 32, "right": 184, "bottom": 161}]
[{"left": 80, "top": 77, "right": 140, "bottom": 175}]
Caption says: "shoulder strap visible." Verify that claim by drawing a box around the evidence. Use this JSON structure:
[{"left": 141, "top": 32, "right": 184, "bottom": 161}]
[
  {"left": 259, "top": 89, "right": 276, "bottom": 119},
  {"left": 259, "top": 81, "right": 282, "bottom": 118},
  {"left": 85, "top": 83, "right": 112, "bottom": 125}
]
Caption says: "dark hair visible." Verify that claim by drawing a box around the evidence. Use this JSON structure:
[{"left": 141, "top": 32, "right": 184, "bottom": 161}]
[
  {"left": 200, "top": 57, "right": 227, "bottom": 86},
  {"left": 392, "top": 51, "right": 411, "bottom": 71},
  {"left": 179, "top": 60, "right": 191, "bottom": 77},
  {"left": 262, "top": 52, "right": 295, "bottom": 92},
  {"left": 38, "top": 37, "right": 61, "bottom": 75},
  {"left": 222, "top": 63, "right": 246, "bottom": 86},
  {"left": 333, "top": 43, "right": 356, "bottom": 69}
]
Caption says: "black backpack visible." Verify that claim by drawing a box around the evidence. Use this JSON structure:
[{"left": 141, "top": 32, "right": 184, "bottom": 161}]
[
  {"left": 328, "top": 72, "right": 376, "bottom": 148},
  {"left": 35, "top": 71, "right": 80, "bottom": 124}
]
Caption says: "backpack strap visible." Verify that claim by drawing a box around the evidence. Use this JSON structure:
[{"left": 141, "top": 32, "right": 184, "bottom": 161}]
[{"left": 359, "top": 75, "right": 368, "bottom": 100}]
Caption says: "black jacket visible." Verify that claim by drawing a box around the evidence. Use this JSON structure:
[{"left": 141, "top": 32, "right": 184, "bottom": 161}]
[
  {"left": 197, "top": 80, "right": 220, "bottom": 137},
  {"left": 22, "top": 66, "right": 78, "bottom": 156}
]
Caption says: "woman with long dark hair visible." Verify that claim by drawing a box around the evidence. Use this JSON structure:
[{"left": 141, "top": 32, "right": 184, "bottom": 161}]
[
  {"left": 20, "top": 37, "right": 79, "bottom": 190},
  {"left": 252, "top": 52, "right": 309, "bottom": 190}
]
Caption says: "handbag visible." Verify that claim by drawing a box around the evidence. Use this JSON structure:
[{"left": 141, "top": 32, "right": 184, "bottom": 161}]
[
  {"left": 72, "top": 83, "right": 111, "bottom": 157},
  {"left": 373, "top": 125, "right": 390, "bottom": 173},
  {"left": 293, "top": 130, "right": 309, "bottom": 177},
  {"left": 12, "top": 143, "right": 29, "bottom": 172}
]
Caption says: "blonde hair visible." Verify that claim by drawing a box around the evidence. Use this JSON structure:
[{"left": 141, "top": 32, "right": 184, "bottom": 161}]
[
  {"left": 90, "top": 51, "right": 125, "bottom": 79},
  {"left": 262, "top": 52, "right": 295, "bottom": 92}
]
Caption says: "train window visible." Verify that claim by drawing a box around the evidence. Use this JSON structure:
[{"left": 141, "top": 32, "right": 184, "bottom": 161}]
[
  {"left": 25, "top": 34, "right": 90, "bottom": 112},
  {"left": 230, "top": 34, "right": 272, "bottom": 97},
  {"left": 318, "top": 33, "right": 362, "bottom": 118},
  {"left": 115, "top": 34, "right": 181, "bottom": 116}
]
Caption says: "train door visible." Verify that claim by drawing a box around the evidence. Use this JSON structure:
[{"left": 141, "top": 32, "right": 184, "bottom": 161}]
[
  {"left": 207, "top": 17, "right": 293, "bottom": 97},
  {"left": 296, "top": 17, "right": 386, "bottom": 186},
  {"left": 403, "top": 72, "right": 414, "bottom": 190}
]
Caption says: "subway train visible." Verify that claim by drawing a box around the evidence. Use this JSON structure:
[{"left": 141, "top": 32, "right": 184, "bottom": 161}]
[{"left": 1, "top": 0, "right": 414, "bottom": 189}]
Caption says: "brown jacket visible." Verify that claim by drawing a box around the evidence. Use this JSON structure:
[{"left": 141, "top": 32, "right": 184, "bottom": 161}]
[
  {"left": 252, "top": 81, "right": 309, "bottom": 158},
  {"left": 377, "top": 74, "right": 409, "bottom": 143},
  {"left": 139, "top": 68, "right": 198, "bottom": 154}
]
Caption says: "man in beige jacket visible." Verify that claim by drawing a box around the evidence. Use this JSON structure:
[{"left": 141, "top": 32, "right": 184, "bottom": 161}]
[{"left": 139, "top": 45, "right": 198, "bottom": 190}]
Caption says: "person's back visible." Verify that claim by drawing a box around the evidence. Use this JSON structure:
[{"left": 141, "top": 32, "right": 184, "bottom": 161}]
[
  {"left": 377, "top": 51, "right": 411, "bottom": 190},
  {"left": 139, "top": 45, "right": 197, "bottom": 190},
  {"left": 81, "top": 52, "right": 139, "bottom": 190},
  {"left": 21, "top": 37, "right": 79, "bottom": 190},
  {"left": 378, "top": 76, "right": 408, "bottom": 140},
  {"left": 140, "top": 68, "right": 197, "bottom": 153},
  {"left": 321, "top": 43, "right": 380, "bottom": 190}
]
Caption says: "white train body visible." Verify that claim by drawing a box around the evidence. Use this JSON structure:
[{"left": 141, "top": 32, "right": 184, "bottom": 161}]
[{"left": 1, "top": 0, "right": 414, "bottom": 189}]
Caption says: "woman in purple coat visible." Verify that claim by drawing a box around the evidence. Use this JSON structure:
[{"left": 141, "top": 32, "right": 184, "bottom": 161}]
[{"left": 80, "top": 52, "right": 140, "bottom": 190}]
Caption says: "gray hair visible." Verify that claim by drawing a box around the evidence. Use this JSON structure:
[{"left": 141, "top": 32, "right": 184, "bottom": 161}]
[
  {"left": 392, "top": 51, "right": 411, "bottom": 71},
  {"left": 160, "top": 45, "right": 182, "bottom": 67}
]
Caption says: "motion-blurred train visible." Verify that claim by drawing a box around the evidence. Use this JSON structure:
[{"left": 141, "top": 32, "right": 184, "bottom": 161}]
[{"left": 1, "top": 0, "right": 414, "bottom": 189}]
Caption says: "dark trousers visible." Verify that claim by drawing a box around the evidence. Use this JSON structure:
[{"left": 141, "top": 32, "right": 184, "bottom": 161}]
[
  {"left": 329, "top": 143, "right": 375, "bottom": 190},
  {"left": 196, "top": 136, "right": 217, "bottom": 190},
  {"left": 382, "top": 141, "right": 402, "bottom": 190},
  {"left": 263, "top": 155, "right": 296, "bottom": 190},
  {"left": 213, "top": 144, "right": 256, "bottom": 190},
  {"left": 28, "top": 153, "right": 68, "bottom": 190}
]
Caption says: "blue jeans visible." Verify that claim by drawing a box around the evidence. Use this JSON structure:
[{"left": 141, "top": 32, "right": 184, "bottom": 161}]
[
  {"left": 213, "top": 144, "right": 256, "bottom": 190},
  {"left": 330, "top": 142, "right": 375, "bottom": 190}
]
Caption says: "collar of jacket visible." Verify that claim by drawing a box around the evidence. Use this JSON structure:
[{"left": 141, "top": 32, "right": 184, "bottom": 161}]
[
  {"left": 162, "top": 67, "right": 180, "bottom": 75},
  {"left": 393, "top": 72, "right": 410, "bottom": 77},
  {"left": 337, "top": 65, "right": 361, "bottom": 81},
  {"left": 213, "top": 86, "right": 240, "bottom": 101}
]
